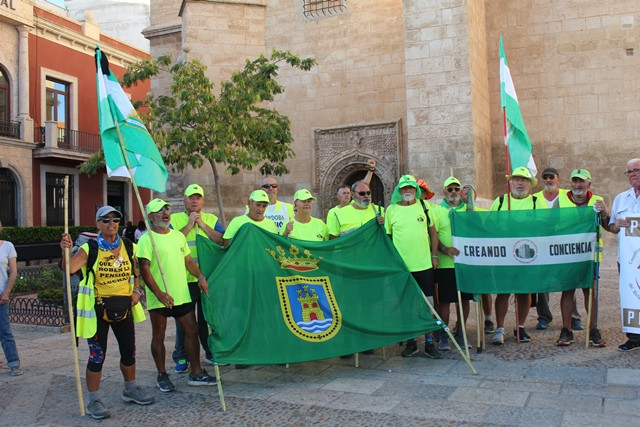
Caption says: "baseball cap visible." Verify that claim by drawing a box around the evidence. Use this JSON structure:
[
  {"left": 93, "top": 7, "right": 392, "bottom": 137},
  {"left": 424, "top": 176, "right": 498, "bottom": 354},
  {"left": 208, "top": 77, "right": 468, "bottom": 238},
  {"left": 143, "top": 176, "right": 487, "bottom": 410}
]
[
  {"left": 95, "top": 205, "right": 122, "bottom": 221},
  {"left": 416, "top": 179, "right": 434, "bottom": 200},
  {"left": 570, "top": 168, "right": 591, "bottom": 181},
  {"left": 184, "top": 183, "right": 204, "bottom": 197},
  {"left": 443, "top": 176, "right": 461, "bottom": 188},
  {"left": 145, "top": 198, "right": 171, "bottom": 214},
  {"left": 507, "top": 166, "right": 538, "bottom": 187},
  {"left": 249, "top": 189, "right": 270, "bottom": 203},
  {"left": 294, "top": 189, "right": 316, "bottom": 201},
  {"left": 391, "top": 174, "right": 422, "bottom": 204},
  {"left": 541, "top": 167, "right": 559, "bottom": 177}
]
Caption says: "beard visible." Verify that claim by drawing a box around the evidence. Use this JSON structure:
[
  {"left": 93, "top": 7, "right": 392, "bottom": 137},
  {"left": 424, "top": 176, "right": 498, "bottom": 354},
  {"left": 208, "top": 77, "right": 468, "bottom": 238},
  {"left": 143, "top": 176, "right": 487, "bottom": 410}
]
[
  {"left": 355, "top": 198, "right": 371, "bottom": 208},
  {"left": 511, "top": 186, "right": 528, "bottom": 199},
  {"left": 402, "top": 193, "right": 414, "bottom": 202},
  {"left": 544, "top": 182, "right": 556, "bottom": 191},
  {"left": 446, "top": 193, "right": 460, "bottom": 204}
]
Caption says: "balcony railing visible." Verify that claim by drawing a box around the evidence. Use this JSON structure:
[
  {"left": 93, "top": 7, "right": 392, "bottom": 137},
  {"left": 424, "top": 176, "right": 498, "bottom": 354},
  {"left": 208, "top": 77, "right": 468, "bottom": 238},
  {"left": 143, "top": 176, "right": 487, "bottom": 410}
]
[
  {"left": 57, "top": 128, "right": 101, "bottom": 153},
  {"left": 0, "top": 119, "right": 21, "bottom": 139}
]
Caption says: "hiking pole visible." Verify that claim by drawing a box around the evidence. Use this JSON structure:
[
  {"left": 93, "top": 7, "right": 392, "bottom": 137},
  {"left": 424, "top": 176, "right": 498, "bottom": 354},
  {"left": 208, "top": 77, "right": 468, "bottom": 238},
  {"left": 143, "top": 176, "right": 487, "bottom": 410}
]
[{"left": 63, "top": 176, "right": 85, "bottom": 416}]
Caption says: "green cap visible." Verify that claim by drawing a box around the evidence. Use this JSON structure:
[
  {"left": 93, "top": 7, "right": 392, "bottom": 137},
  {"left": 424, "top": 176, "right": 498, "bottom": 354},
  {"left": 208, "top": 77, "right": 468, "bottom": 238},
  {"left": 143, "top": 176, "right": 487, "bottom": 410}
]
[
  {"left": 146, "top": 198, "right": 171, "bottom": 214},
  {"left": 294, "top": 189, "right": 316, "bottom": 201},
  {"left": 443, "top": 176, "right": 461, "bottom": 188},
  {"left": 570, "top": 168, "right": 591, "bottom": 181},
  {"left": 249, "top": 190, "right": 270, "bottom": 203}
]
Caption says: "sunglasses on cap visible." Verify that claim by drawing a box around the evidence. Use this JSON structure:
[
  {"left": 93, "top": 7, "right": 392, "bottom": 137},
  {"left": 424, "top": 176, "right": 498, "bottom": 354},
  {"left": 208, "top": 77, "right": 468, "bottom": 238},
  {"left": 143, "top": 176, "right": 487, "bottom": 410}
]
[
  {"left": 447, "top": 187, "right": 461, "bottom": 193},
  {"left": 261, "top": 184, "right": 278, "bottom": 189},
  {"left": 99, "top": 216, "right": 121, "bottom": 224},
  {"left": 356, "top": 191, "right": 371, "bottom": 196}
]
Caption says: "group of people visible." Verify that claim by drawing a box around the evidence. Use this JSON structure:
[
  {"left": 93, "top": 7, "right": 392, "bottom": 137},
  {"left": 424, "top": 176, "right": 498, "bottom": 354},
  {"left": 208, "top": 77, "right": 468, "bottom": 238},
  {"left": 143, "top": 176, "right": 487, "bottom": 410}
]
[{"left": 22, "top": 156, "right": 634, "bottom": 419}]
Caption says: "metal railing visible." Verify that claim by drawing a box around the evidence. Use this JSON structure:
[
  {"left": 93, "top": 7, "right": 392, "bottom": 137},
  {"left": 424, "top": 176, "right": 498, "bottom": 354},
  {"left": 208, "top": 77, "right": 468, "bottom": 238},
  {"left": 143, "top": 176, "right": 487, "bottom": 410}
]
[
  {"left": 10, "top": 297, "right": 67, "bottom": 326},
  {"left": 0, "top": 119, "right": 20, "bottom": 138},
  {"left": 57, "top": 128, "right": 101, "bottom": 152}
]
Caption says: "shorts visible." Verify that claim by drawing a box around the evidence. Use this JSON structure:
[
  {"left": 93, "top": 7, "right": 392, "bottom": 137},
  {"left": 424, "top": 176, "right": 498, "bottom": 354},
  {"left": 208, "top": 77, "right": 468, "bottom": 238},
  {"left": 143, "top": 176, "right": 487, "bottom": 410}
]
[
  {"left": 435, "top": 268, "right": 472, "bottom": 303},
  {"left": 149, "top": 301, "right": 195, "bottom": 319},
  {"left": 411, "top": 269, "right": 435, "bottom": 297}
]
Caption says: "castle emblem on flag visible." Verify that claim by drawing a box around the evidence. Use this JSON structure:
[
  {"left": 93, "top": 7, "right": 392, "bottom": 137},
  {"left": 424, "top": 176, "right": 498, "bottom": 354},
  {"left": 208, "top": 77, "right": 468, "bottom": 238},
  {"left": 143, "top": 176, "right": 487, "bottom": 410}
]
[
  {"left": 276, "top": 276, "right": 341, "bottom": 342},
  {"left": 513, "top": 239, "right": 537, "bottom": 263}
]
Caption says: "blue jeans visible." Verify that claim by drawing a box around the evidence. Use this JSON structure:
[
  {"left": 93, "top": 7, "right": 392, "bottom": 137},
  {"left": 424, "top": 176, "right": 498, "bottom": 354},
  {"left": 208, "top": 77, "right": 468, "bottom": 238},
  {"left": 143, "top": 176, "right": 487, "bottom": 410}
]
[{"left": 0, "top": 302, "right": 20, "bottom": 368}]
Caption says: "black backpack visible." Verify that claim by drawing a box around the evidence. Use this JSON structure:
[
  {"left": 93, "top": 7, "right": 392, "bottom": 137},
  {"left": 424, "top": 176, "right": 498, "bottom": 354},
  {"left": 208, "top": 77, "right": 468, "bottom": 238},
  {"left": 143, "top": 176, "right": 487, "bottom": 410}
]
[{"left": 124, "top": 225, "right": 137, "bottom": 242}]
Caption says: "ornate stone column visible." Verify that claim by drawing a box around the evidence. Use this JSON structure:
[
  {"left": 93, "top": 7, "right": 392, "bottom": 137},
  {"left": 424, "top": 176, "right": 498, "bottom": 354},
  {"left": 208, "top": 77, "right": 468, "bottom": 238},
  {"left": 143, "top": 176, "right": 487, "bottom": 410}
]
[{"left": 17, "top": 25, "right": 33, "bottom": 142}]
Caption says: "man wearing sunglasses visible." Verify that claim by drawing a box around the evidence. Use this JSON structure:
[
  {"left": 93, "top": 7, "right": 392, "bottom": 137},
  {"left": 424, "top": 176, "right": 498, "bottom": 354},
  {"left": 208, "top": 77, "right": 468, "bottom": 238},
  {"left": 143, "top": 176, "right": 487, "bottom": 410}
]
[
  {"left": 531, "top": 168, "right": 582, "bottom": 332},
  {"left": 490, "top": 167, "right": 546, "bottom": 345},
  {"left": 137, "top": 198, "right": 217, "bottom": 391},
  {"left": 327, "top": 181, "right": 384, "bottom": 239},
  {"left": 433, "top": 177, "right": 473, "bottom": 351},
  {"left": 257, "top": 176, "right": 294, "bottom": 233},
  {"left": 605, "top": 158, "right": 640, "bottom": 351}
]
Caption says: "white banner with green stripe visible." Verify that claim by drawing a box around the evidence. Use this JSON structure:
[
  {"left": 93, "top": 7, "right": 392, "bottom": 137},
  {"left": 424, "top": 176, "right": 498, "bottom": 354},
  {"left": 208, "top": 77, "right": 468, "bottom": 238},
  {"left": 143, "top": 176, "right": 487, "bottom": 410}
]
[{"left": 451, "top": 207, "right": 598, "bottom": 294}]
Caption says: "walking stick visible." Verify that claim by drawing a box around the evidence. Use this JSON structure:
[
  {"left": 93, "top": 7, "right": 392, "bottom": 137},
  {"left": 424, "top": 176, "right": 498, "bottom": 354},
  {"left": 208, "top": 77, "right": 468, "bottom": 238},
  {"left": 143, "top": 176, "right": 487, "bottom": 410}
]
[
  {"left": 586, "top": 213, "right": 602, "bottom": 348},
  {"left": 63, "top": 176, "right": 85, "bottom": 416}
]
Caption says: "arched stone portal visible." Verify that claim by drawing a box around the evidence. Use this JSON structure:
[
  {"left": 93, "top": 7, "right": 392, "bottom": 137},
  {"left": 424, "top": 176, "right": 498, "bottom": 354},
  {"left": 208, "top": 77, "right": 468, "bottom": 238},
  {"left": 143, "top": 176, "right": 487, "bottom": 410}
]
[{"left": 314, "top": 120, "right": 401, "bottom": 218}]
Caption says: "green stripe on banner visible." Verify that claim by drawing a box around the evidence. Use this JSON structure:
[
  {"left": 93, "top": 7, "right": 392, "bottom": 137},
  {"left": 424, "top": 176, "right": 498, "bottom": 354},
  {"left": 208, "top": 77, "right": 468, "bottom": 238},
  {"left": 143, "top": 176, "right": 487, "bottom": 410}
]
[
  {"left": 197, "top": 219, "right": 442, "bottom": 365},
  {"left": 451, "top": 207, "right": 597, "bottom": 294}
]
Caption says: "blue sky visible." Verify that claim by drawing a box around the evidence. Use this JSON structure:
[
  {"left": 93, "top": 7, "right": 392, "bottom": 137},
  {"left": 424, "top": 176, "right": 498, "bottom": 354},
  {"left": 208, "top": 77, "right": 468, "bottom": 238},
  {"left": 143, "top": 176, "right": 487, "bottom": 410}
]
[{"left": 48, "top": 0, "right": 66, "bottom": 8}]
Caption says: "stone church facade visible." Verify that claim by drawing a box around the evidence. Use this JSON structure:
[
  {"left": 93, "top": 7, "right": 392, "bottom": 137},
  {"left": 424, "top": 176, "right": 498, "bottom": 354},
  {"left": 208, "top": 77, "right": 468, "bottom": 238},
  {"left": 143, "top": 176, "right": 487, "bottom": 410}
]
[{"left": 144, "top": 0, "right": 639, "bottom": 220}]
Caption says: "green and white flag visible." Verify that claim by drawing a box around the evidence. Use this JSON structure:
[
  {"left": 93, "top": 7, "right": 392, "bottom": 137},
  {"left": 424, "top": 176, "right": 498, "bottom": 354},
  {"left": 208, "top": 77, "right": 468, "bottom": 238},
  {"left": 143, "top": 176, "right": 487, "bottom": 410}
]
[
  {"left": 500, "top": 36, "right": 537, "bottom": 177},
  {"left": 95, "top": 47, "right": 167, "bottom": 193},
  {"left": 451, "top": 207, "right": 597, "bottom": 294},
  {"left": 197, "top": 219, "right": 442, "bottom": 365}
]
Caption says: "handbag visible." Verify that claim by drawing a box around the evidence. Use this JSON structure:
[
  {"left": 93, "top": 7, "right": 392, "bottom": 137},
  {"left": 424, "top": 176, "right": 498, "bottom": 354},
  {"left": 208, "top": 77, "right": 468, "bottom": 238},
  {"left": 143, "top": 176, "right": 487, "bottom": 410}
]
[{"left": 97, "top": 296, "right": 132, "bottom": 322}]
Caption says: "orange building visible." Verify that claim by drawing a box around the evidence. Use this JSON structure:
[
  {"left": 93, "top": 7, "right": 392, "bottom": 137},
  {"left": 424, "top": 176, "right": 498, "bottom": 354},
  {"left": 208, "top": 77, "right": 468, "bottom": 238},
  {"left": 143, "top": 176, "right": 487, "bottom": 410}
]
[{"left": 1, "top": 0, "right": 152, "bottom": 227}]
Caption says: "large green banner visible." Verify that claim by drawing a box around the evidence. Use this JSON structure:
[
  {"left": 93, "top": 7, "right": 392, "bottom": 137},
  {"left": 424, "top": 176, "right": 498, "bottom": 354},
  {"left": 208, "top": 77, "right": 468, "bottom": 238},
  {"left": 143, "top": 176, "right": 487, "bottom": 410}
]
[
  {"left": 197, "top": 219, "right": 442, "bottom": 365},
  {"left": 451, "top": 207, "right": 598, "bottom": 294}
]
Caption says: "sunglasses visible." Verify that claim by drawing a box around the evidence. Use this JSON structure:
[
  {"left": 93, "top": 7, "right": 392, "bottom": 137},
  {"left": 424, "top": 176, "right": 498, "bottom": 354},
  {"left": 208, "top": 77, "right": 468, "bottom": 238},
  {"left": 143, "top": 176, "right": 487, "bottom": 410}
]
[
  {"left": 261, "top": 184, "right": 278, "bottom": 189},
  {"left": 542, "top": 174, "right": 556, "bottom": 180},
  {"left": 447, "top": 187, "right": 461, "bottom": 193},
  {"left": 152, "top": 206, "right": 171, "bottom": 214},
  {"left": 356, "top": 191, "right": 371, "bottom": 196},
  {"left": 99, "top": 216, "right": 121, "bottom": 224}
]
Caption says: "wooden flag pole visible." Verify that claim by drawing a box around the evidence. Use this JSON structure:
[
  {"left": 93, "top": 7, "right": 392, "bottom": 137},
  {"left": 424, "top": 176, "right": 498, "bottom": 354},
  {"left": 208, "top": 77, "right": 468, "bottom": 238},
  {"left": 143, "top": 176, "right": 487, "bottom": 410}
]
[
  {"left": 456, "top": 291, "right": 470, "bottom": 359},
  {"left": 213, "top": 364, "right": 227, "bottom": 411},
  {"left": 63, "top": 176, "right": 85, "bottom": 416}
]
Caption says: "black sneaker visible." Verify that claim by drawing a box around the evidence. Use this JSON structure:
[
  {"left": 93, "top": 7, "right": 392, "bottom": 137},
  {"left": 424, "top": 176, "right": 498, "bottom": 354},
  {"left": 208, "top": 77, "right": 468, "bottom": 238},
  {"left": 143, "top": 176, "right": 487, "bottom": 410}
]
[
  {"left": 401, "top": 340, "right": 419, "bottom": 357},
  {"left": 556, "top": 327, "right": 573, "bottom": 346},
  {"left": 424, "top": 342, "right": 442, "bottom": 359},
  {"left": 156, "top": 372, "right": 176, "bottom": 392},
  {"left": 187, "top": 370, "right": 217, "bottom": 386},
  {"left": 514, "top": 327, "right": 531, "bottom": 343},
  {"left": 618, "top": 340, "right": 640, "bottom": 351},
  {"left": 484, "top": 320, "right": 495, "bottom": 334},
  {"left": 589, "top": 328, "right": 606, "bottom": 348}
]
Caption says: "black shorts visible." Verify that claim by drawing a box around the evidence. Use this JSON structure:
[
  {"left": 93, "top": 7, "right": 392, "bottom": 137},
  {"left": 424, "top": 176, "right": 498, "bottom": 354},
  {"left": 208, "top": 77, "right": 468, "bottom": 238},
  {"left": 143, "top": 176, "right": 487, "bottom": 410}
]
[
  {"left": 411, "top": 269, "right": 435, "bottom": 297},
  {"left": 435, "top": 268, "right": 473, "bottom": 303},
  {"left": 150, "top": 301, "right": 195, "bottom": 319}
]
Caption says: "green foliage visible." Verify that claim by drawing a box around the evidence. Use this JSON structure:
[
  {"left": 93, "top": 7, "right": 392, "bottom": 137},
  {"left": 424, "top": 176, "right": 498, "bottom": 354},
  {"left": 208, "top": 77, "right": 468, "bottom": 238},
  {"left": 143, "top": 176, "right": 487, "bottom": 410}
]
[
  {"left": 122, "top": 50, "right": 316, "bottom": 220},
  {"left": 0, "top": 226, "right": 98, "bottom": 244},
  {"left": 77, "top": 151, "right": 106, "bottom": 176},
  {"left": 13, "top": 267, "right": 62, "bottom": 295},
  {"left": 37, "top": 288, "right": 64, "bottom": 305}
]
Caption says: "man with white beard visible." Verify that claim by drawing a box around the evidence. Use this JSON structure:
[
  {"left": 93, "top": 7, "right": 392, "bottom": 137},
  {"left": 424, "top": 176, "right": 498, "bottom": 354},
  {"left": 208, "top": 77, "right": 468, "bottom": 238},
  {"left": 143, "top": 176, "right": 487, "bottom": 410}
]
[
  {"left": 327, "top": 181, "right": 384, "bottom": 238},
  {"left": 489, "top": 167, "right": 546, "bottom": 345},
  {"left": 385, "top": 175, "right": 441, "bottom": 359}
]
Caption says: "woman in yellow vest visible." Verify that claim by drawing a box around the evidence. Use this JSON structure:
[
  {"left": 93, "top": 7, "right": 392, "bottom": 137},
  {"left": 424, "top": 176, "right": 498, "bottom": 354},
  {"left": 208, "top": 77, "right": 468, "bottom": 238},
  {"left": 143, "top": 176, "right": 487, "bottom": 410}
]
[{"left": 60, "top": 206, "right": 152, "bottom": 419}]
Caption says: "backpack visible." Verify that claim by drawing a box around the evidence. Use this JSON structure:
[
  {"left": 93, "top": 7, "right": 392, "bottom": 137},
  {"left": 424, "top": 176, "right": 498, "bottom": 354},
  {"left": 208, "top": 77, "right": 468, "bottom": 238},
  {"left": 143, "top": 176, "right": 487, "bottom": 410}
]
[
  {"left": 80, "top": 238, "right": 135, "bottom": 283},
  {"left": 497, "top": 195, "right": 537, "bottom": 211},
  {"left": 124, "top": 225, "right": 137, "bottom": 243}
]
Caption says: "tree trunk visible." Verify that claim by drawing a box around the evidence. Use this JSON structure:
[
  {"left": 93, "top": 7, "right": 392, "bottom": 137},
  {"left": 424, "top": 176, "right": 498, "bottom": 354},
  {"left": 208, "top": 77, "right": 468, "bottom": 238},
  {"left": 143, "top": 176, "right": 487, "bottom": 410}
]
[{"left": 208, "top": 158, "right": 226, "bottom": 227}]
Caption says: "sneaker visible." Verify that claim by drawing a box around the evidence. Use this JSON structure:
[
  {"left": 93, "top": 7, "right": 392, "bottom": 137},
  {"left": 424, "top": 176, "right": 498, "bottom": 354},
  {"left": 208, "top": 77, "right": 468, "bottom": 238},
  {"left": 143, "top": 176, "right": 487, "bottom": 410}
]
[
  {"left": 484, "top": 320, "right": 495, "bottom": 334},
  {"left": 174, "top": 358, "right": 189, "bottom": 373},
  {"left": 438, "top": 333, "right": 451, "bottom": 351},
  {"left": 571, "top": 320, "right": 584, "bottom": 331},
  {"left": 536, "top": 320, "right": 548, "bottom": 330},
  {"left": 424, "top": 342, "right": 442, "bottom": 359},
  {"left": 589, "top": 328, "right": 606, "bottom": 348},
  {"left": 556, "top": 327, "right": 573, "bottom": 346},
  {"left": 156, "top": 372, "right": 176, "bottom": 392},
  {"left": 618, "top": 340, "right": 640, "bottom": 351},
  {"left": 514, "top": 327, "right": 531, "bottom": 343},
  {"left": 187, "top": 370, "right": 217, "bottom": 386},
  {"left": 10, "top": 366, "right": 23, "bottom": 376},
  {"left": 401, "top": 340, "right": 419, "bottom": 357},
  {"left": 121, "top": 385, "right": 154, "bottom": 405},
  {"left": 454, "top": 331, "right": 469, "bottom": 349},
  {"left": 491, "top": 328, "right": 504, "bottom": 345},
  {"left": 86, "top": 398, "right": 110, "bottom": 420}
]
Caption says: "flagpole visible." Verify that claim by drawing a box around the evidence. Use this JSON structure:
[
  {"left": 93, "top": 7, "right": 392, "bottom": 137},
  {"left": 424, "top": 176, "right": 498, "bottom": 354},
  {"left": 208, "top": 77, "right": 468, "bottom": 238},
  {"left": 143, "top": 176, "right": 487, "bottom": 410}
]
[
  {"left": 586, "top": 214, "right": 602, "bottom": 348},
  {"left": 63, "top": 176, "right": 85, "bottom": 416}
]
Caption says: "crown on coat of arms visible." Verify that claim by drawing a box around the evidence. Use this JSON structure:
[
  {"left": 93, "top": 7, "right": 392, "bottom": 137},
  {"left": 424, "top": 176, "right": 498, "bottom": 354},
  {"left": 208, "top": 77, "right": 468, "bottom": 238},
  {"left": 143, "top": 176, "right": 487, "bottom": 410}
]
[{"left": 266, "top": 245, "right": 322, "bottom": 271}]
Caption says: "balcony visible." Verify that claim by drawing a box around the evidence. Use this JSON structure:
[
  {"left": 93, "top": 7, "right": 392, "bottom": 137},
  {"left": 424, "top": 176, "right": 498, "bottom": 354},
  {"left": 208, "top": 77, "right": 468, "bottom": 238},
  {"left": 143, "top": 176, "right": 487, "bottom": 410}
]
[
  {"left": 33, "top": 121, "right": 101, "bottom": 161},
  {"left": 0, "top": 119, "right": 21, "bottom": 139}
]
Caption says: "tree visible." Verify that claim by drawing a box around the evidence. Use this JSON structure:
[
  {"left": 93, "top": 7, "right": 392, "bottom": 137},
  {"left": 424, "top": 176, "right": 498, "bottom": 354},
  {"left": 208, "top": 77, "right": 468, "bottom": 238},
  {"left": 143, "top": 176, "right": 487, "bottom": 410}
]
[{"left": 121, "top": 50, "right": 316, "bottom": 225}]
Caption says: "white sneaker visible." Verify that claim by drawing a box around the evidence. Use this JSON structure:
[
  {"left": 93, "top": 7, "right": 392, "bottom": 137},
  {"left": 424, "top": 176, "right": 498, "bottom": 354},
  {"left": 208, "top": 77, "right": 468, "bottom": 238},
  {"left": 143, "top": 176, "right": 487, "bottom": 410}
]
[{"left": 491, "top": 328, "right": 505, "bottom": 345}]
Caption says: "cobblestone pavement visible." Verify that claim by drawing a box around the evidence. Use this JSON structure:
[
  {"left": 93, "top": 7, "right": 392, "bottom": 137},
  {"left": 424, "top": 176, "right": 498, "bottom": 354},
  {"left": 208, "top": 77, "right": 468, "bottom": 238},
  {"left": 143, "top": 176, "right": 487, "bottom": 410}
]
[{"left": 1, "top": 242, "right": 639, "bottom": 426}]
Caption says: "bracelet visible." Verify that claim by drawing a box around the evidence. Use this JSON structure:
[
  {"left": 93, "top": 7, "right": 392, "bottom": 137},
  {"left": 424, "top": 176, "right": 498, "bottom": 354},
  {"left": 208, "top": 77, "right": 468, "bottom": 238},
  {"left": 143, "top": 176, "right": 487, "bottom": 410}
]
[
  {"left": 197, "top": 275, "right": 206, "bottom": 281},
  {"left": 432, "top": 255, "right": 438, "bottom": 258},
  {"left": 133, "top": 288, "right": 143, "bottom": 296}
]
